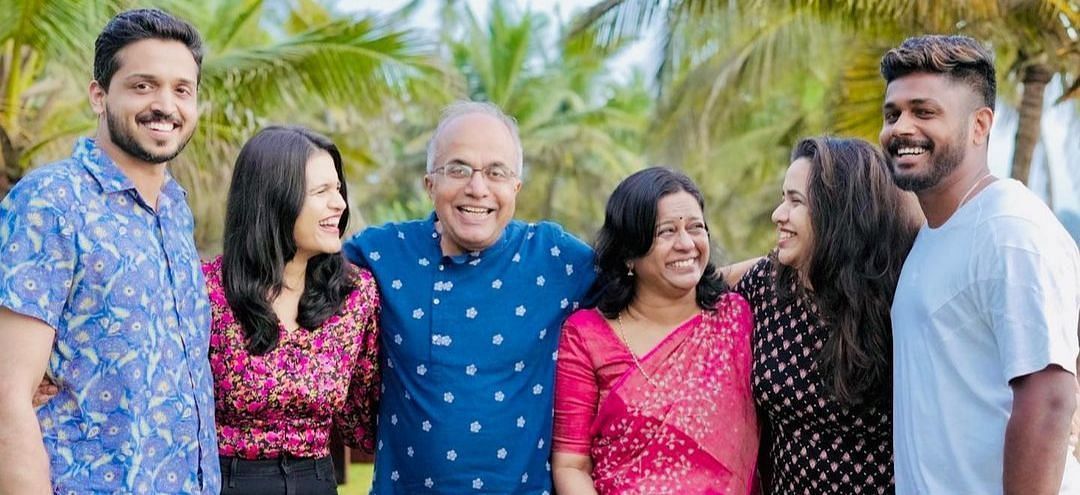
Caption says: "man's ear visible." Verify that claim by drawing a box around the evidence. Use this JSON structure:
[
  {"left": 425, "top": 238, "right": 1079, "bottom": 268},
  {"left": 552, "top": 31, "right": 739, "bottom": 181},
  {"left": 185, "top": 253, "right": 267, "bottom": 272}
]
[
  {"left": 424, "top": 174, "right": 435, "bottom": 200},
  {"left": 89, "top": 80, "right": 107, "bottom": 116},
  {"left": 971, "top": 105, "right": 994, "bottom": 147}
]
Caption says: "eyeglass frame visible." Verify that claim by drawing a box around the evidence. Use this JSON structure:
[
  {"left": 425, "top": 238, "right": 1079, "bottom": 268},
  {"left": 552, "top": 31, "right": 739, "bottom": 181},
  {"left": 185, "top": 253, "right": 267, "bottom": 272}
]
[{"left": 429, "top": 161, "right": 521, "bottom": 184}]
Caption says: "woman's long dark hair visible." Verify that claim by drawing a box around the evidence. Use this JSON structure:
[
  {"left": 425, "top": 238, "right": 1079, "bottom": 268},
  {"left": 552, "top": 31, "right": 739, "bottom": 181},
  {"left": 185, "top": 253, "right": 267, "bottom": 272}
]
[
  {"left": 222, "top": 126, "right": 354, "bottom": 355},
  {"left": 595, "top": 167, "right": 728, "bottom": 318},
  {"left": 773, "top": 136, "right": 921, "bottom": 406}
]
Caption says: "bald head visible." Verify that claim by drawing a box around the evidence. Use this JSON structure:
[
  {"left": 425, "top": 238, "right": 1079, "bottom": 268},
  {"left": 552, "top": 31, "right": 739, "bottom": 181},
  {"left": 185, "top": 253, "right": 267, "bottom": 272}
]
[{"left": 426, "top": 101, "right": 523, "bottom": 174}]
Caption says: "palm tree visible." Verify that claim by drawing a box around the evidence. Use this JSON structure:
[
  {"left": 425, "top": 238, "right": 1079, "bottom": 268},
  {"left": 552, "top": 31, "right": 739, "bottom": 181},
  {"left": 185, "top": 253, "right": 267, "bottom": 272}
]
[
  {"left": 448, "top": 2, "right": 651, "bottom": 232},
  {"left": 571, "top": 0, "right": 1079, "bottom": 255},
  {"left": 571, "top": 1, "right": 851, "bottom": 257},
  {"left": 574, "top": 0, "right": 1080, "bottom": 184},
  {"left": 358, "top": 0, "right": 652, "bottom": 238},
  {"left": 0, "top": 0, "right": 120, "bottom": 197},
  {"left": 0, "top": 0, "right": 447, "bottom": 250},
  {"left": 159, "top": 0, "right": 447, "bottom": 248}
]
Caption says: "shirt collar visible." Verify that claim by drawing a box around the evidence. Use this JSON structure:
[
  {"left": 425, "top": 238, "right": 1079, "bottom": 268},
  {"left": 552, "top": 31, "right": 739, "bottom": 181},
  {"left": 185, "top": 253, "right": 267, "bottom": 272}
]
[
  {"left": 427, "top": 211, "right": 512, "bottom": 264},
  {"left": 73, "top": 137, "right": 187, "bottom": 200}
]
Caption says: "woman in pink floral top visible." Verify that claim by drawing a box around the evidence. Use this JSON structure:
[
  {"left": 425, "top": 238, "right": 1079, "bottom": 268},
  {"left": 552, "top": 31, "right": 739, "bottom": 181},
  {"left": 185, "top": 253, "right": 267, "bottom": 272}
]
[{"left": 207, "top": 126, "right": 379, "bottom": 494}]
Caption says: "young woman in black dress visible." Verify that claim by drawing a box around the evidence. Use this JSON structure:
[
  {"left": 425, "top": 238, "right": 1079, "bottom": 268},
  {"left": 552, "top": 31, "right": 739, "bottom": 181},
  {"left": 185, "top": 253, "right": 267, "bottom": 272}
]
[{"left": 727, "top": 136, "right": 922, "bottom": 494}]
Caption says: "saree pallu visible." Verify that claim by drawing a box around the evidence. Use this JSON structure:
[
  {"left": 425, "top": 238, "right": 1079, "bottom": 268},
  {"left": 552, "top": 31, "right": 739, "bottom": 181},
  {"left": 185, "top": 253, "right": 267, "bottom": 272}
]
[{"left": 589, "top": 294, "right": 758, "bottom": 494}]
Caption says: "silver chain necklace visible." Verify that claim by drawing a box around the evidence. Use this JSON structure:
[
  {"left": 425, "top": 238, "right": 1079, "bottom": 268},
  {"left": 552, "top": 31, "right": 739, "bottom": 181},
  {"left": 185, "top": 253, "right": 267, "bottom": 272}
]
[{"left": 613, "top": 312, "right": 661, "bottom": 387}]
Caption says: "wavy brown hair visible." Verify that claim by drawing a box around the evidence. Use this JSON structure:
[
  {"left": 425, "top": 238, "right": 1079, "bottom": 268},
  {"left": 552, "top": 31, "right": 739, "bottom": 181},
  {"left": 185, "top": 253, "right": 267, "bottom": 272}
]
[{"left": 772, "top": 136, "right": 922, "bottom": 406}]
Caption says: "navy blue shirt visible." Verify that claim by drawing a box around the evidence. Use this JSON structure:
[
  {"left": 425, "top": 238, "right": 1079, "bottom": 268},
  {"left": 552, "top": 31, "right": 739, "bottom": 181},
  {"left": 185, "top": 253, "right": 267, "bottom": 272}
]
[{"left": 344, "top": 214, "right": 595, "bottom": 493}]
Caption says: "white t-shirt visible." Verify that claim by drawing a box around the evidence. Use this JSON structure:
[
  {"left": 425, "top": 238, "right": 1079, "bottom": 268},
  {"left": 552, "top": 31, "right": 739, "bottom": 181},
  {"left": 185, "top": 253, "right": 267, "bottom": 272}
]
[{"left": 892, "top": 179, "right": 1080, "bottom": 495}]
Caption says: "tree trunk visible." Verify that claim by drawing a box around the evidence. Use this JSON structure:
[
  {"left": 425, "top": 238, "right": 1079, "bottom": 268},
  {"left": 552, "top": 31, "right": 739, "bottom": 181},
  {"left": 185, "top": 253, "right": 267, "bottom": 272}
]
[
  {"left": 0, "top": 125, "right": 17, "bottom": 200},
  {"left": 1043, "top": 149, "right": 1053, "bottom": 209},
  {"left": 1010, "top": 63, "right": 1053, "bottom": 185},
  {"left": 541, "top": 159, "right": 563, "bottom": 219}
]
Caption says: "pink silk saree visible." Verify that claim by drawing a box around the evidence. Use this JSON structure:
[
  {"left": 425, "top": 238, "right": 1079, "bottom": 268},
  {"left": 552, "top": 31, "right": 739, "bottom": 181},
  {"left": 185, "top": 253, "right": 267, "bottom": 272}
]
[{"left": 589, "top": 293, "right": 758, "bottom": 494}]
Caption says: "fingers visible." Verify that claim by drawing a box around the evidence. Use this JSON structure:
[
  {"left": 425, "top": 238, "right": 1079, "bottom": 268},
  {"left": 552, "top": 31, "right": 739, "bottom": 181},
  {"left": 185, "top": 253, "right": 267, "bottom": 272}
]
[{"left": 31, "top": 384, "right": 59, "bottom": 408}]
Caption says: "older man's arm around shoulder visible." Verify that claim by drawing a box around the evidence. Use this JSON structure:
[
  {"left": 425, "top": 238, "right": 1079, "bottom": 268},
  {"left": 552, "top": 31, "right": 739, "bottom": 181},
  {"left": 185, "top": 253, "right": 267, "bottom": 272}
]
[
  {"left": 0, "top": 307, "right": 55, "bottom": 494},
  {"left": 1005, "top": 364, "right": 1076, "bottom": 495}
]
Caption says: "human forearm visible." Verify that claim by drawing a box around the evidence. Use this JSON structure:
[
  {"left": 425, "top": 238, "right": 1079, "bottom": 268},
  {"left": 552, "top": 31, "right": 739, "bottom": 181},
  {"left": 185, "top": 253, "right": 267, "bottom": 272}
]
[
  {"left": 552, "top": 452, "right": 598, "bottom": 495},
  {"left": 1004, "top": 367, "right": 1076, "bottom": 494},
  {"left": 0, "top": 308, "right": 57, "bottom": 494},
  {"left": 553, "top": 466, "right": 598, "bottom": 495},
  {"left": 0, "top": 403, "right": 51, "bottom": 494},
  {"left": 721, "top": 257, "right": 763, "bottom": 287}
]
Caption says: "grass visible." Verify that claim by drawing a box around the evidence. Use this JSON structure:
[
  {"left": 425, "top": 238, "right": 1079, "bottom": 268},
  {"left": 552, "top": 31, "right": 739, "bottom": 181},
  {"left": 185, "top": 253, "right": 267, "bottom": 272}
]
[{"left": 338, "top": 462, "right": 374, "bottom": 494}]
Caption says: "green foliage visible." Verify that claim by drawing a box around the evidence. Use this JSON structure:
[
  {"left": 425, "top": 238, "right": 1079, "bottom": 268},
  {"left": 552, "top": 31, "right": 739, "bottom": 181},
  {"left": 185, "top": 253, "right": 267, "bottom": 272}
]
[
  {"left": 6, "top": 0, "right": 1075, "bottom": 259},
  {"left": 352, "top": 0, "right": 653, "bottom": 241},
  {"left": 0, "top": 0, "right": 448, "bottom": 252},
  {"left": 571, "top": 0, "right": 1080, "bottom": 257}
]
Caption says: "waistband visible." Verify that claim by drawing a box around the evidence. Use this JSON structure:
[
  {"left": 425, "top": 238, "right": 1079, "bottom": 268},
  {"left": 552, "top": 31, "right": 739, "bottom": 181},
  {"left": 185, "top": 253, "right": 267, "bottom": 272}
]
[{"left": 219, "top": 454, "right": 332, "bottom": 477}]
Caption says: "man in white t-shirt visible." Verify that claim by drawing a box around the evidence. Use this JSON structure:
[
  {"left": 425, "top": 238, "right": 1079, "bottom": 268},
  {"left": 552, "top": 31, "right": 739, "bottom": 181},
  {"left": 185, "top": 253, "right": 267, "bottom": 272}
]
[{"left": 880, "top": 35, "right": 1080, "bottom": 495}]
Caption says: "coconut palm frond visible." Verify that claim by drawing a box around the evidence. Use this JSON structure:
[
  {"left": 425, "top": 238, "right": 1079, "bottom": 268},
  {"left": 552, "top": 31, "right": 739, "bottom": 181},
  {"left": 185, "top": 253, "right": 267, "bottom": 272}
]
[
  {"left": 201, "top": 16, "right": 440, "bottom": 121},
  {"left": 829, "top": 41, "right": 902, "bottom": 142}
]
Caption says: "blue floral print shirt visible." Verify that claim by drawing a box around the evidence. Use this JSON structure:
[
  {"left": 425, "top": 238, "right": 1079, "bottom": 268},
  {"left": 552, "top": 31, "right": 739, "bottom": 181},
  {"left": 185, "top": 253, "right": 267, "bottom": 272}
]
[
  {"left": 344, "top": 214, "right": 596, "bottom": 494},
  {"left": 0, "top": 138, "right": 220, "bottom": 494}
]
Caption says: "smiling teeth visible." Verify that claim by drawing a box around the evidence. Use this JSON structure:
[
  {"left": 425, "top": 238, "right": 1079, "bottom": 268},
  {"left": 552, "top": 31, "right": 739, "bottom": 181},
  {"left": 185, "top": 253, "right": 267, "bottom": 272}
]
[
  {"left": 897, "top": 147, "right": 926, "bottom": 156},
  {"left": 146, "top": 121, "right": 173, "bottom": 132},
  {"left": 460, "top": 206, "right": 490, "bottom": 214},
  {"left": 669, "top": 259, "right": 695, "bottom": 268},
  {"left": 779, "top": 231, "right": 794, "bottom": 240}
]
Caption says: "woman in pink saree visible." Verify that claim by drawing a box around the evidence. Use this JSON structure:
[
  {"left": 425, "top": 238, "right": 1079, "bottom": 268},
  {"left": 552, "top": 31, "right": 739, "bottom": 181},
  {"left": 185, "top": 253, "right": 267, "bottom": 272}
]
[{"left": 552, "top": 167, "right": 758, "bottom": 494}]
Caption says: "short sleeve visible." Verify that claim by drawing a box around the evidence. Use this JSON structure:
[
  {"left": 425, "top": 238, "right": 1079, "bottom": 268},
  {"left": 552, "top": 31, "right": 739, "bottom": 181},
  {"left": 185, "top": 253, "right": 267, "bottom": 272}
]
[
  {"left": 974, "top": 217, "right": 1080, "bottom": 381},
  {"left": 334, "top": 268, "right": 382, "bottom": 452},
  {"left": 552, "top": 311, "right": 599, "bottom": 455},
  {"left": 0, "top": 172, "right": 78, "bottom": 330},
  {"left": 541, "top": 221, "right": 598, "bottom": 305},
  {"left": 342, "top": 231, "right": 370, "bottom": 268},
  {"left": 733, "top": 257, "right": 771, "bottom": 311}
]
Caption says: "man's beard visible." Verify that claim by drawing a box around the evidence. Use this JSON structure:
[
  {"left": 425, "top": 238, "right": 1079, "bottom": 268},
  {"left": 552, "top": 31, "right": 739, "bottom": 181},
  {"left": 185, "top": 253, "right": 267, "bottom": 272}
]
[
  {"left": 886, "top": 128, "right": 967, "bottom": 192},
  {"left": 105, "top": 106, "right": 193, "bottom": 165}
]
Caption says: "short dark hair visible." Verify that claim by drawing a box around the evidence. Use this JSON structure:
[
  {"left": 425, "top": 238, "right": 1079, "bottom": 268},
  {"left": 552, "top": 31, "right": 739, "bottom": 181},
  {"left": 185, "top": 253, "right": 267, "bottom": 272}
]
[
  {"left": 880, "top": 34, "right": 996, "bottom": 110},
  {"left": 595, "top": 167, "right": 728, "bottom": 318},
  {"left": 222, "top": 126, "right": 353, "bottom": 355},
  {"left": 773, "top": 136, "right": 921, "bottom": 406},
  {"left": 94, "top": 8, "right": 204, "bottom": 90}
]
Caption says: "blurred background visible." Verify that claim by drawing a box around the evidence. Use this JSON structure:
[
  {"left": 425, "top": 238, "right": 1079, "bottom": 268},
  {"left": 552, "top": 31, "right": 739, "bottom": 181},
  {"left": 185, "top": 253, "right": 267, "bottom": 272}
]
[
  {"left": 2, "top": 0, "right": 1077, "bottom": 263},
  {"left": 2, "top": 1, "right": 1078, "bottom": 492}
]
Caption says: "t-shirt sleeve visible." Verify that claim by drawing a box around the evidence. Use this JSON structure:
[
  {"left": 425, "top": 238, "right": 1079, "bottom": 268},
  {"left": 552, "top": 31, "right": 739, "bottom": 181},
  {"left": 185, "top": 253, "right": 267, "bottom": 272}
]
[
  {"left": 552, "top": 313, "right": 598, "bottom": 455},
  {"left": 975, "top": 217, "right": 1079, "bottom": 381},
  {"left": 0, "top": 172, "right": 77, "bottom": 330}
]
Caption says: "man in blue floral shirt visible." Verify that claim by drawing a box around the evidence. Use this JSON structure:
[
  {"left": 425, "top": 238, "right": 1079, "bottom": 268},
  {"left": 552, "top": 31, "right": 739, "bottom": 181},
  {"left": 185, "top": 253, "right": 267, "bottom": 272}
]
[{"left": 0, "top": 9, "right": 219, "bottom": 494}]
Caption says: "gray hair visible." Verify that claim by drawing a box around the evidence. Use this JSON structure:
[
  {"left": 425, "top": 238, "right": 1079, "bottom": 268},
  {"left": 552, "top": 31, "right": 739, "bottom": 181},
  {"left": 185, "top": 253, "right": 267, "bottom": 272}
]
[{"left": 425, "top": 100, "right": 524, "bottom": 174}]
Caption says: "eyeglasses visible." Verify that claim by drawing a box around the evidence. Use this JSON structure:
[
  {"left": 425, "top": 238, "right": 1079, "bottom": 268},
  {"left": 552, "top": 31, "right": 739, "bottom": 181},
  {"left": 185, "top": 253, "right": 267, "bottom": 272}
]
[{"left": 431, "top": 163, "right": 518, "bottom": 184}]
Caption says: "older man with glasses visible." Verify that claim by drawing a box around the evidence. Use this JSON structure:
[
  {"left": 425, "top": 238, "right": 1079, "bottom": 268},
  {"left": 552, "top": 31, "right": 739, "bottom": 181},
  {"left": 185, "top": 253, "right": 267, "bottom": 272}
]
[{"left": 342, "top": 101, "right": 597, "bottom": 494}]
